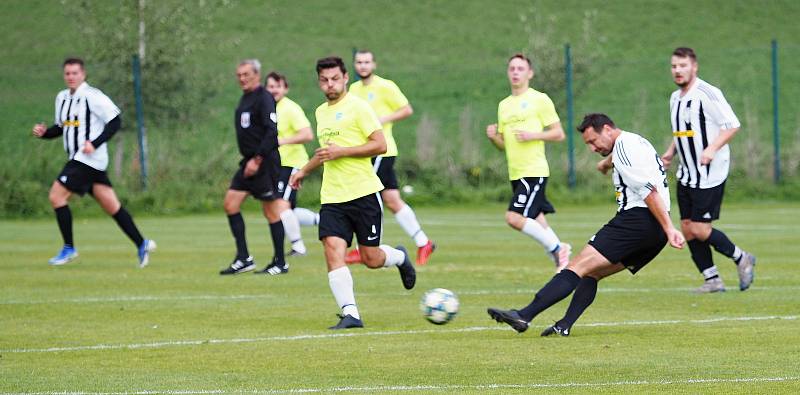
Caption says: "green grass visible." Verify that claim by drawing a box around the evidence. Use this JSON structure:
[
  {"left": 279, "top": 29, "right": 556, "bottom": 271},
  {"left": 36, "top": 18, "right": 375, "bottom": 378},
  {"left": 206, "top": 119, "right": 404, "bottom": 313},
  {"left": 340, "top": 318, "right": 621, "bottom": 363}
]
[
  {"left": 1, "top": 204, "right": 799, "bottom": 393},
  {"left": 2, "top": 0, "right": 800, "bottom": 216}
]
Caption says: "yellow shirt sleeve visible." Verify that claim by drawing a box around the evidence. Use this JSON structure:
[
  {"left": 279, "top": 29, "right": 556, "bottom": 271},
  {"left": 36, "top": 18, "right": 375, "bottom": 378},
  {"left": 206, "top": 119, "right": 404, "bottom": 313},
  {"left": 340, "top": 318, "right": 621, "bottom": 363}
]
[
  {"left": 287, "top": 102, "right": 311, "bottom": 131},
  {"left": 384, "top": 80, "right": 409, "bottom": 110},
  {"left": 536, "top": 94, "right": 560, "bottom": 127},
  {"left": 355, "top": 101, "right": 383, "bottom": 139}
]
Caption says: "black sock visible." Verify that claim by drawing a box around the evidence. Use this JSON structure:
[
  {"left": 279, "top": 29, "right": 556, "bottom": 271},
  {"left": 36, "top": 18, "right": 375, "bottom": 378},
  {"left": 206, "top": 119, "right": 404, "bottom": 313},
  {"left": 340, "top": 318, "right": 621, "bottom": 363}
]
[
  {"left": 269, "top": 220, "right": 285, "bottom": 265},
  {"left": 556, "top": 276, "right": 598, "bottom": 330},
  {"left": 112, "top": 207, "right": 145, "bottom": 247},
  {"left": 518, "top": 270, "right": 581, "bottom": 322},
  {"left": 707, "top": 228, "right": 741, "bottom": 263},
  {"left": 687, "top": 239, "right": 718, "bottom": 280},
  {"left": 54, "top": 205, "right": 73, "bottom": 247},
  {"left": 227, "top": 213, "right": 249, "bottom": 259}
]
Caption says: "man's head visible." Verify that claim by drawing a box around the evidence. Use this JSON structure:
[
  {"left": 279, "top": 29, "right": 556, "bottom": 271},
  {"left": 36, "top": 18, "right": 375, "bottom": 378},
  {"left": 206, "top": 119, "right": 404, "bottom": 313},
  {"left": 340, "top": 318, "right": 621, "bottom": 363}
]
[
  {"left": 577, "top": 113, "right": 619, "bottom": 157},
  {"left": 265, "top": 71, "right": 288, "bottom": 102},
  {"left": 507, "top": 53, "right": 534, "bottom": 90},
  {"left": 671, "top": 47, "right": 698, "bottom": 88},
  {"left": 353, "top": 50, "right": 376, "bottom": 80},
  {"left": 236, "top": 59, "right": 261, "bottom": 92},
  {"left": 63, "top": 58, "right": 86, "bottom": 91},
  {"left": 316, "top": 56, "right": 348, "bottom": 101}
]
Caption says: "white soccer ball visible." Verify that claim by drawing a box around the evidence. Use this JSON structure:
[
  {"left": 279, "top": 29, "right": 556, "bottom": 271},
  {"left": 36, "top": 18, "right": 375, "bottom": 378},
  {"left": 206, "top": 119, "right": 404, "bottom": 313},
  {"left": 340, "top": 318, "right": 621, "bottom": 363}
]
[{"left": 420, "top": 288, "right": 459, "bottom": 325}]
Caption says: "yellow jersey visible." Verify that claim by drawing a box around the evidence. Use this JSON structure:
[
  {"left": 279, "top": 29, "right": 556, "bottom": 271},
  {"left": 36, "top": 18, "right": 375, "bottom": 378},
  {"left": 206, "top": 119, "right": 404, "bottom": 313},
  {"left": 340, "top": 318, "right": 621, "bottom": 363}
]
[
  {"left": 315, "top": 93, "right": 384, "bottom": 204},
  {"left": 276, "top": 97, "right": 311, "bottom": 169},
  {"left": 349, "top": 75, "right": 409, "bottom": 157},
  {"left": 497, "top": 88, "right": 560, "bottom": 180}
]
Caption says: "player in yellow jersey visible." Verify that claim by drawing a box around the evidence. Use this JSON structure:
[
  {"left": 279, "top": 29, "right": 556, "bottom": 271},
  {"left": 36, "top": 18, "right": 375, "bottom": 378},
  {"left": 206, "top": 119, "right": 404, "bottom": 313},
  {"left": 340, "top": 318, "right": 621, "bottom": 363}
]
[
  {"left": 346, "top": 49, "right": 436, "bottom": 265},
  {"left": 289, "top": 56, "right": 416, "bottom": 330},
  {"left": 485, "top": 53, "right": 571, "bottom": 272},
  {"left": 264, "top": 72, "right": 320, "bottom": 258}
]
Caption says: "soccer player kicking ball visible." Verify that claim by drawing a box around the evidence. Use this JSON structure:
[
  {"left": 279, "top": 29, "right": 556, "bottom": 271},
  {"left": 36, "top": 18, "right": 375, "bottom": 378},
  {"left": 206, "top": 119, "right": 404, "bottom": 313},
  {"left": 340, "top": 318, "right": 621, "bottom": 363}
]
[
  {"left": 486, "top": 53, "right": 571, "bottom": 272},
  {"left": 289, "top": 56, "right": 416, "bottom": 330},
  {"left": 488, "top": 113, "right": 685, "bottom": 337},
  {"left": 32, "top": 58, "right": 155, "bottom": 267}
]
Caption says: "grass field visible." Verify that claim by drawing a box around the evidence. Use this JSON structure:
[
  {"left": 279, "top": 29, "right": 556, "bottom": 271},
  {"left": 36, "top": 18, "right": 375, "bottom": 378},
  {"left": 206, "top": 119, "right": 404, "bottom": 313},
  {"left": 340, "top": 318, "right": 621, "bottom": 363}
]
[{"left": 1, "top": 203, "right": 799, "bottom": 393}]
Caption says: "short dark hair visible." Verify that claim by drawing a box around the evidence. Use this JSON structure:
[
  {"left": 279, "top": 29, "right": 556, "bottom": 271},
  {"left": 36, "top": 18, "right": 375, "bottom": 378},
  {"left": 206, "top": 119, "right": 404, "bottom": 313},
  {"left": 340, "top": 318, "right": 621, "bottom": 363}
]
[
  {"left": 63, "top": 57, "right": 84, "bottom": 69},
  {"left": 507, "top": 53, "right": 532, "bottom": 69},
  {"left": 577, "top": 113, "right": 616, "bottom": 134},
  {"left": 354, "top": 49, "right": 374, "bottom": 60},
  {"left": 316, "top": 56, "right": 347, "bottom": 75},
  {"left": 266, "top": 71, "right": 288, "bottom": 88},
  {"left": 672, "top": 47, "right": 697, "bottom": 62}
]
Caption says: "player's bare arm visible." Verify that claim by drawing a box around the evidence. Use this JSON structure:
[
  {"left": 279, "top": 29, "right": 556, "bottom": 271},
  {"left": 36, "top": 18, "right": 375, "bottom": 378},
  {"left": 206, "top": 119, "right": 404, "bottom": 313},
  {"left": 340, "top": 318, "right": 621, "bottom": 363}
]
[
  {"left": 700, "top": 127, "right": 740, "bottom": 165},
  {"left": 289, "top": 155, "right": 323, "bottom": 190},
  {"left": 643, "top": 189, "right": 684, "bottom": 249},
  {"left": 486, "top": 123, "right": 504, "bottom": 150},
  {"left": 243, "top": 155, "right": 262, "bottom": 178},
  {"left": 278, "top": 126, "right": 314, "bottom": 146},
  {"left": 661, "top": 141, "right": 676, "bottom": 167},
  {"left": 597, "top": 156, "right": 613, "bottom": 174},
  {"left": 317, "top": 130, "right": 387, "bottom": 162},
  {"left": 513, "top": 122, "right": 566, "bottom": 142},
  {"left": 379, "top": 104, "right": 413, "bottom": 125}
]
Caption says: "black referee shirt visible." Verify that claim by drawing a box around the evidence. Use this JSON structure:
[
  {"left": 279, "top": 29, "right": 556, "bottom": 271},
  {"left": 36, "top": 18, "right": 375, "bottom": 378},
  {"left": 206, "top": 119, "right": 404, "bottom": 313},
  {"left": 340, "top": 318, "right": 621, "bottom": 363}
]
[{"left": 234, "top": 85, "right": 278, "bottom": 160}]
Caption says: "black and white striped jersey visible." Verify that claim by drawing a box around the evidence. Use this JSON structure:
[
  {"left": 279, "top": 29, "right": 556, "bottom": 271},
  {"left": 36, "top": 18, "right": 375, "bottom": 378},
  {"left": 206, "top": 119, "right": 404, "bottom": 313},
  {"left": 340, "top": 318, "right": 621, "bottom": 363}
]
[
  {"left": 53, "top": 82, "right": 121, "bottom": 171},
  {"left": 612, "top": 131, "right": 670, "bottom": 212},
  {"left": 669, "top": 78, "right": 739, "bottom": 189}
]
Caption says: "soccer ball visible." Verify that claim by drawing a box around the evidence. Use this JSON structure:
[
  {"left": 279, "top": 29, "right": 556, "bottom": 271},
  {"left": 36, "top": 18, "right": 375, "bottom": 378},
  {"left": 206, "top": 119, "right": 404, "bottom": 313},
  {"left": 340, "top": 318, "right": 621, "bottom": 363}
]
[{"left": 420, "top": 288, "right": 459, "bottom": 325}]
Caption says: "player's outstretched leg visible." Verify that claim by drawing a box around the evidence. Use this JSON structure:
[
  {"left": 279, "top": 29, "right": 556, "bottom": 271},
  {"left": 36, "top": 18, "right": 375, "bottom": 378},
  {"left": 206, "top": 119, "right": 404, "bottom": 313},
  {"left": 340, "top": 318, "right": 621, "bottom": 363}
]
[
  {"left": 49, "top": 205, "right": 78, "bottom": 265},
  {"left": 508, "top": 212, "right": 570, "bottom": 272},
  {"left": 279, "top": 207, "right": 306, "bottom": 257},
  {"left": 687, "top": 239, "right": 725, "bottom": 293},
  {"left": 541, "top": 276, "right": 599, "bottom": 337},
  {"left": 707, "top": 228, "right": 755, "bottom": 291},
  {"left": 394, "top": 204, "right": 435, "bottom": 265},
  {"left": 294, "top": 207, "right": 320, "bottom": 227},
  {"left": 360, "top": 245, "right": 416, "bottom": 290}
]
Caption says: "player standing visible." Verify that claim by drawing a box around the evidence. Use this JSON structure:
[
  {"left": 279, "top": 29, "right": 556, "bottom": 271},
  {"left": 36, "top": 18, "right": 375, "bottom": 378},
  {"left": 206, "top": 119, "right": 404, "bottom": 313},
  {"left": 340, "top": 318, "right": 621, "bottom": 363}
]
[
  {"left": 220, "top": 59, "right": 293, "bottom": 276},
  {"left": 488, "top": 113, "right": 685, "bottom": 336},
  {"left": 289, "top": 56, "right": 416, "bottom": 330},
  {"left": 346, "top": 50, "right": 435, "bottom": 265},
  {"left": 661, "top": 47, "right": 755, "bottom": 293},
  {"left": 485, "top": 53, "right": 570, "bottom": 272},
  {"left": 32, "top": 58, "right": 155, "bottom": 267}
]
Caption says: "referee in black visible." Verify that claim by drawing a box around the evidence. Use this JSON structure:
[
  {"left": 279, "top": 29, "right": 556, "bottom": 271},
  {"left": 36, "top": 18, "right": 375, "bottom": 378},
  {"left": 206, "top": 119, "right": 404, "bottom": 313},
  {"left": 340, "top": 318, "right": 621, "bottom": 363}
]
[{"left": 220, "top": 59, "right": 287, "bottom": 275}]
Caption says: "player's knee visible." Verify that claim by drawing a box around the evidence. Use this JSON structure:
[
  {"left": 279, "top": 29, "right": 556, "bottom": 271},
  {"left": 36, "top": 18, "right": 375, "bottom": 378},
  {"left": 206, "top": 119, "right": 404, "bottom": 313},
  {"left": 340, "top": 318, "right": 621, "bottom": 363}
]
[
  {"left": 505, "top": 212, "right": 524, "bottom": 230},
  {"left": 48, "top": 189, "right": 66, "bottom": 207},
  {"left": 360, "top": 247, "right": 384, "bottom": 268},
  {"left": 223, "top": 200, "right": 239, "bottom": 215}
]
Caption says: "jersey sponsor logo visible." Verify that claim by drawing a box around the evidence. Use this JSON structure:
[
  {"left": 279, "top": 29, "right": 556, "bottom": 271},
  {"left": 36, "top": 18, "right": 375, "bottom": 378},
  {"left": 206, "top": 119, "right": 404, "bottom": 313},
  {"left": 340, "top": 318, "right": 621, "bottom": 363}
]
[
  {"left": 672, "top": 130, "right": 695, "bottom": 137},
  {"left": 269, "top": 112, "right": 277, "bottom": 123},
  {"left": 63, "top": 120, "right": 81, "bottom": 127},
  {"left": 240, "top": 112, "right": 251, "bottom": 128},
  {"left": 320, "top": 128, "right": 341, "bottom": 140}
]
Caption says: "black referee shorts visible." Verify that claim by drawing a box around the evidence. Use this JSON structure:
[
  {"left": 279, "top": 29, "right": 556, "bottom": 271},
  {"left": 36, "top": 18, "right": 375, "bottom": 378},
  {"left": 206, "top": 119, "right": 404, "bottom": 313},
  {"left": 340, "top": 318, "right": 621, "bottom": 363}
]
[
  {"left": 319, "top": 193, "right": 383, "bottom": 248},
  {"left": 56, "top": 159, "right": 112, "bottom": 196},
  {"left": 508, "top": 177, "right": 555, "bottom": 219},
  {"left": 229, "top": 153, "right": 281, "bottom": 201},
  {"left": 588, "top": 207, "right": 668, "bottom": 274},
  {"left": 371, "top": 156, "right": 398, "bottom": 190},
  {"left": 276, "top": 166, "right": 299, "bottom": 208},
  {"left": 677, "top": 182, "right": 725, "bottom": 223}
]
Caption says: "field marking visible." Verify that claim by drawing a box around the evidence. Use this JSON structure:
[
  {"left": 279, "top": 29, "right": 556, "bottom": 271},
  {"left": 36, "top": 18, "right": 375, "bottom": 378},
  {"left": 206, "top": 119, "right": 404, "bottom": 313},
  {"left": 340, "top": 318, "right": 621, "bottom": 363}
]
[
  {"left": 4, "top": 376, "right": 799, "bottom": 394},
  {"left": 420, "top": 219, "right": 798, "bottom": 232},
  {"left": 4, "top": 285, "right": 800, "bottom": 306},
  {"left": 2, "top": 314, "right": 795, "bottom": 354}
]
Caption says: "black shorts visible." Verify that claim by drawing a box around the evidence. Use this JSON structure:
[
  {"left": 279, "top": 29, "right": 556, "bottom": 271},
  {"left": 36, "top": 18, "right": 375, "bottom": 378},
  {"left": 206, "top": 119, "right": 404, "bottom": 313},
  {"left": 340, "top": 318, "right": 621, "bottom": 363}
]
[
  {"left": 677, "top": 182, "right": 725, "bottom": 222},
  {"left": 56, "top": 160, "right": 112, "bottom": 196},
  {"left": 508, "top": 177, "right": 555, "bottom": 218},
  {"left": 276, "top": 166, "right": 299, "bottom": 208},
  {"left": 589, "top": 208, "right": 668, "bottom": 274},
  {"left": 319, "top": 193, "right": 383, "bottom": 248},
  {"left": 371, "top": 156, "right": 398, "bottom": 190},
  {"left": 229, "top": 153, "right": 281, "bottom": 201}
]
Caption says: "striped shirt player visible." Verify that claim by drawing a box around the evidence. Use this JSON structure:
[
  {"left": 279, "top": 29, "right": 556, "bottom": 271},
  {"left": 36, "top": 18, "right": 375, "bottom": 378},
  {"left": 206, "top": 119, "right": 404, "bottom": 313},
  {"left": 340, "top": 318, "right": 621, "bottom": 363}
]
[
  {"left": 348, "top": 49, "right": 435, "bottom": 265},
  {"left": 32, "top": 58, "right": 155, "bottom": 268},
  {"left": 264, "top": 71, "right": 320, "bottom": 230},
  {"left": 662, "top": 47, "right": 755, "bottom": 293},
  {"left": 486, "top": 53, "right": 570, "bottom": 272},
  {"left": 488, "top": 113, "right": 684, "bottom": 337},
  {"left": 289, "top": 56, "right": 416, "bottom": 330}
]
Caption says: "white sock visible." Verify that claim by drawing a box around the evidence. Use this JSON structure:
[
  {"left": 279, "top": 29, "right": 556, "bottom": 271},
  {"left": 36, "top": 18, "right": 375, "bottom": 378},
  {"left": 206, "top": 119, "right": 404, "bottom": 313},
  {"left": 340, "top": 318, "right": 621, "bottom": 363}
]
[
  {"left": 702, "top": 266, "right": 720, "bottom": 281},
  {"left": 732, "top": 246, "right": 743, "bottom": 262},
  {"left": 328, "top": 266, "right": 359, "bottom": 319},
  {"left": 543, "top": 226, "right": 562, "bottom": 251},
  {"left": 379, "top": 244, "right": 406, "bottom": 267},
  {"left": 280, "top": 209, "right": 305, "bottom": 254},
  {"left": 294, "top": 207, "right": 319, "bottom": 226},
  {"left": 395, "top": 204, "right": 429, "bottom": 247},
  {"left": 520, "top": 218, "right": 560, "bottom": 252}
]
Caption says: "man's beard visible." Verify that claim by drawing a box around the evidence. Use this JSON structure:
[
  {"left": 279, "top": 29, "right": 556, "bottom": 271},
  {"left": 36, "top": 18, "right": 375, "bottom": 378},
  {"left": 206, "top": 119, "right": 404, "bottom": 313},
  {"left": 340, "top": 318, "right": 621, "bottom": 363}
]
[
  {"left": 358, "top": 71, "right": 372, "bottom": 79},
  {"left": 326, "top": 91, "right": 341, "bottom": 100}
]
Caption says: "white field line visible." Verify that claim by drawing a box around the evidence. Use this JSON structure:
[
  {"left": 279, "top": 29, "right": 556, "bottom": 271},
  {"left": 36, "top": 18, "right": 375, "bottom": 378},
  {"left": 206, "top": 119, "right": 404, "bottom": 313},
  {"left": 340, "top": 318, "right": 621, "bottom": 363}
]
[
  {"left": 4, "top": 285, "right": 800, "bottom": 305},
  {"left": 419, "top": 219, "right": 797, "bottom": 232},
  {"left": 2, "top": 315, "right": 795, "bottom": 354},
  {"left": 4, "top": 376, "right": 799, "bottom": 394}
]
